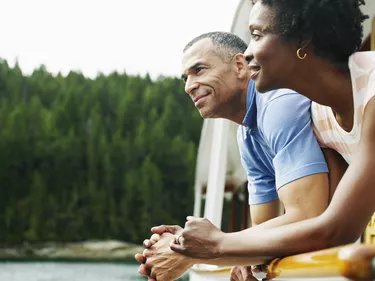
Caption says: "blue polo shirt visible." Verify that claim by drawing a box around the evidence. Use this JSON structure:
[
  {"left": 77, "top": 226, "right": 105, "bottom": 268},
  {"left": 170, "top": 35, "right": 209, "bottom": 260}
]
[{"left": 238, "top": 81, "right": 328, "bottom": 205}]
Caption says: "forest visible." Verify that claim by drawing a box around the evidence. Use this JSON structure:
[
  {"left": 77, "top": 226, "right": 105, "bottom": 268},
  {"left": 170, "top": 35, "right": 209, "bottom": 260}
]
[{"left": 0, "top": 59, "right": 203, "bottom": 244}]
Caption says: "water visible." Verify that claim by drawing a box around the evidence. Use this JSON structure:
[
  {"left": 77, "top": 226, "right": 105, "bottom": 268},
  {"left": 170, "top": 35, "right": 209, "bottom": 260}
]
[{"left": 0, "top": 262, "right": 146, "bottom": 281}]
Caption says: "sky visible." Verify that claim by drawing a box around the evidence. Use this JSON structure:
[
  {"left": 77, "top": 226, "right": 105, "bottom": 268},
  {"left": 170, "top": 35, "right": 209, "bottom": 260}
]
[{"left": 0, "top": 0, "right": 241, "bottom": 79}]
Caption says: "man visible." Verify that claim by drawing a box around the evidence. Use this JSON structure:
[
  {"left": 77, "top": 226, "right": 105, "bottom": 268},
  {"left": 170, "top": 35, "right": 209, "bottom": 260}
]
[{"left": 135, "top": 31, "right": 344, "bottom": 281}]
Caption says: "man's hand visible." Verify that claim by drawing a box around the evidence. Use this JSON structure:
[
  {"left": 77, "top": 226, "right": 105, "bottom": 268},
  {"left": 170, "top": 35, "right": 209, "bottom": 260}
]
[
  {"left": 135, "top": 225, "right": 184, "bottom": 281},
  {"left": 136, "top": 232, "right": 195, "bottom": 281},
  {"left": 170, "top": 216, "right": 224, "bottom": 259}
]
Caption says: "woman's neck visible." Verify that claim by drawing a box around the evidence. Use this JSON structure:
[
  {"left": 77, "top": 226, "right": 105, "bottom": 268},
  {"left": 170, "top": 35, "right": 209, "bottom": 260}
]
[{"left": 290, "top": 59, "right": 354, "bottom": 130}]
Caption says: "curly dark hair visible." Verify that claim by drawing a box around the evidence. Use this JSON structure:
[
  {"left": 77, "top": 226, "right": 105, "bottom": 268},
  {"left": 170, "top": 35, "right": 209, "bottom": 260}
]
[{"left": 252, "top": 0, "right": 368, "bottom": 64}]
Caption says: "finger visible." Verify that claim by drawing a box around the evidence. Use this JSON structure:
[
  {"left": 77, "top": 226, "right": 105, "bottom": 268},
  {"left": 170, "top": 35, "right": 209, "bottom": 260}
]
[
  {"left": 252, "top": 264, "right": 267, "bottom": 273},
  {"left": 242, "top": 266, "right": 256, "bottom": 281},
  {"left": 230, "top": 266, "right": 241, "bottom": 281},
  {"left": 150, "top": 233, "right": 160, "bottom": 244},
  {"left": 143, "top": 239, "right": 152, "bottom": 248},
  {"left": 134, "top": 253, "right": 146, "bottom": 264},
  {"left": 186, "top": 216, "right": 197, "bottom": 221},
  {"left": 172, "top": 234, "right": 185, "bottom": 246},
  {"left": 242, "top": 266, "right": 253, "bottom": 276},
  {"left": 151, "top": 224, "right": 182, "bottom": 235},
  {"left": 251, "top": 265, "right": 260, "bottom": 273},
  {"left": 149, "top": 269, "right": 157, "bottom": 280},
  {"left": 143, "top": 248, "right": 151, "bottom": 258},
  {"left": 170, "top": 241, "right": 194, "bottom": 258},
  {"left": 169, "top": 242, "right": 187, "bottom": 256},
  {"left": 235, "top": 269, "right": 243, "bottom": 281},
  {"left": 260, "top": 264, "right": 268, "bottom": 273},
  {"left": 137, "top": 264, "right": 149, "bottom": 276}
]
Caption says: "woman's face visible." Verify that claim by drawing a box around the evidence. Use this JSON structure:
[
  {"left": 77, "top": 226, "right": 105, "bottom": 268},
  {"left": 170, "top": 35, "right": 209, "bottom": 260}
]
[{"left": 244, "top": 1, "right": 298, "bottom": 93}]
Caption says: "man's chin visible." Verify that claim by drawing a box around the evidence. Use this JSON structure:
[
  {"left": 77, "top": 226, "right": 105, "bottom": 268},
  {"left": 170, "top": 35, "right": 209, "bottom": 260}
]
[{"left": 199, "top": 110, "right": 215, "bottom": 119}]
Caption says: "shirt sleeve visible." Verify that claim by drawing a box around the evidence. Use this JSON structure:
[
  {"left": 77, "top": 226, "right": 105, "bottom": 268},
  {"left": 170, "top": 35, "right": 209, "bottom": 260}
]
[
  {"left": 260, "top": 92, "right": 328, "bottom": 190},
  {"left": 237, "top": 126, "right": 279, "bottom": 205}
]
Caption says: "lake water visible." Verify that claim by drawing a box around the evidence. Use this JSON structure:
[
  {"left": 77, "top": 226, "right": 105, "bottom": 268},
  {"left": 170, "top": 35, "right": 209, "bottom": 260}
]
[{"left": 0, "top": 262, "right": 150, "bottom": 281}]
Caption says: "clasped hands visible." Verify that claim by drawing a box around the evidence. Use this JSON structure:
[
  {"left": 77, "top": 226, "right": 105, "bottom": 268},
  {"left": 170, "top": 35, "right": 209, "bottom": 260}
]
[{"left": 134, "top": 216, "right": 267, "bottom": 281}]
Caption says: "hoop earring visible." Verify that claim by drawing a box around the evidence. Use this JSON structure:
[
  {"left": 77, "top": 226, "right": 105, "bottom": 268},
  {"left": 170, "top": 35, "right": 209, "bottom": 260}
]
[{"left": 297, "top": 48, "right": 307, "bottom": 60}]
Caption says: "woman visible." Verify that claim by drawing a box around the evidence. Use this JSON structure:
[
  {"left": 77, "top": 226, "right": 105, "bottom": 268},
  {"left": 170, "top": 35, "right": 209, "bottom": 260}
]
[{"left": 245, "top": 0, "right": 372, "bottom": 164}]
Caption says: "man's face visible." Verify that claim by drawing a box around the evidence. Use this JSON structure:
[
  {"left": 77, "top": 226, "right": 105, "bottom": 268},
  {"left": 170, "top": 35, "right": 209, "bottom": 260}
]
[
  {"left": 181, "top": 38, "right": 241, "bottom": 118},
  {"left": 244, "top": 2, "right": 297, "bottom": 93}
]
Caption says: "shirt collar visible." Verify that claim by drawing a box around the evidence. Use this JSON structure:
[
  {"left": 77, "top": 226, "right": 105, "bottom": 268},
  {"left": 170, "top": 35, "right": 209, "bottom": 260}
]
[{"left": 242, "top": 80, "right": 257, "bottom": 129}]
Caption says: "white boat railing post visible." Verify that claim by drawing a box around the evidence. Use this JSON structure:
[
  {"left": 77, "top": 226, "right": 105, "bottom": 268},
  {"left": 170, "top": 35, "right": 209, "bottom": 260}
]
[
  {"left": 204, "top": 118, "right": 229, "bottom": 228},
  {"left": 193, "top": 181, "right": 202, "bottom": 217}
]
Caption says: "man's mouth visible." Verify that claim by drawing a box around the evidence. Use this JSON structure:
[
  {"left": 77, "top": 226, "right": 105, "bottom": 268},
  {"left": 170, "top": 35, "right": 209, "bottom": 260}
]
[{"left": 193, "top": 93, "right": 209, "bottom": 104}]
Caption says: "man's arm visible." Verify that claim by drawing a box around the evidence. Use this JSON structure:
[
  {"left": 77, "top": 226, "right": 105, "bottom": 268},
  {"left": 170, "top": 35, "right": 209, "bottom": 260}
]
[
  {"left": 252, "top": 148, "right": 348, "bottom": 230},
  {"left": 250, "top": 200, "right": 280, "bottom": 226},
  {"left": 322, "top": 148, "right": 348, "bottom": 201},
  {"left": 250, "top": 92, "right": 330, "bottom": 230},
  {"left": 251, "top": 173, "right": 328, "bottom": 230}
]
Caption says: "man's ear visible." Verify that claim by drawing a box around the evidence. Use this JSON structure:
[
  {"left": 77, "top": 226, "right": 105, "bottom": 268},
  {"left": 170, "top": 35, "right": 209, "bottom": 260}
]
[{"left": 234, "top": 53, "right": 248, "bottom": 79}]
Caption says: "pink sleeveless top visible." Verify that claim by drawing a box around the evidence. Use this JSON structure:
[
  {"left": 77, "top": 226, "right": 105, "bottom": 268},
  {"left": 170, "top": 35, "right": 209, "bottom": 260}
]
[{"left": 311, "top": 52, "right": 375, "bottom": 164}]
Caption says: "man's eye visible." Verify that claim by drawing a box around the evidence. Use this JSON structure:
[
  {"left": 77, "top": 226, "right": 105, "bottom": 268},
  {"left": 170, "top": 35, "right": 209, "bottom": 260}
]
[
  {"left": 196, "top": 67, "right": 203, "bottom": 73},
  {"left": 251, "top": 32, "right": 261, "bottom": 41}
]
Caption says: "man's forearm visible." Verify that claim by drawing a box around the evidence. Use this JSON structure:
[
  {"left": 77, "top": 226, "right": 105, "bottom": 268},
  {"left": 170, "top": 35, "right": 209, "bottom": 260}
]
[{"left": 252, "top": 211, "right": 310, "bottom": 231}]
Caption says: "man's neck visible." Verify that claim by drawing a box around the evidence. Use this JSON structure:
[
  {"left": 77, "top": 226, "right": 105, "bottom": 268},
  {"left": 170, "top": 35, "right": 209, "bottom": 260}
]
[{"left": 224, "top": 83, "right": 249, "bottom": 125}]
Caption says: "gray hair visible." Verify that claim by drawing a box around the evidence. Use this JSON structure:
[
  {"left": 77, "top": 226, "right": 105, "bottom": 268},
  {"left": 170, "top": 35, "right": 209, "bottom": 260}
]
[{"left": 183, "top": 31, "right": 248, "bottom": 62}]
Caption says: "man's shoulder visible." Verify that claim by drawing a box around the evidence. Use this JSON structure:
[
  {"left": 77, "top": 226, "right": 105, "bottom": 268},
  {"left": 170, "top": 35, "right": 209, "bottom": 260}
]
[
  {"left": 258, "top": 89, "right": 312, "bottom": 136},
  {"left": 259, "top": 89, "right": 311, "bottom": 119},
  {"left": 259, "top": 88, "right": 309, "bottom": 107}
]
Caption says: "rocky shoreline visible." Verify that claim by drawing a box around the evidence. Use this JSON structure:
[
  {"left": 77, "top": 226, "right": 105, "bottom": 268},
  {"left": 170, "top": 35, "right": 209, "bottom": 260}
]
[{"left": 0, "top": 240, "right": 144, "bottom": 262}]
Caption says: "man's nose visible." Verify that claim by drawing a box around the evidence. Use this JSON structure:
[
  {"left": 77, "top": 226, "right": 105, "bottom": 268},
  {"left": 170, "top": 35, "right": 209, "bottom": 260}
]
[{"left": 185, "top": 77, "right": 199, "bottom": 95}]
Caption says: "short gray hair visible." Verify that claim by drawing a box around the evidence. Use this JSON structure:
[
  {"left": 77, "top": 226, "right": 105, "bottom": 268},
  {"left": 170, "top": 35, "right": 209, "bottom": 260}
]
[{"left": 183, "top": 31, "right": 248, "bottom": 62}]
